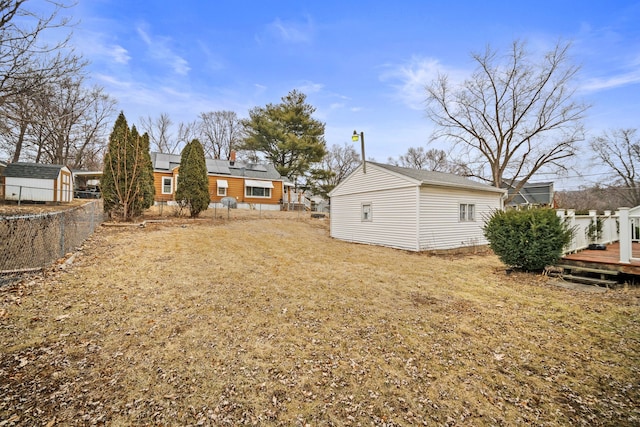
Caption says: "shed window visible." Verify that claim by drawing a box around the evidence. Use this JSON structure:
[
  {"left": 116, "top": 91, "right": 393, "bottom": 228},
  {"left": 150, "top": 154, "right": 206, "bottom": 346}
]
[
  {"left": 362, "top": 203, "right": 372, "bottom": 221},
  {"left": 459, "top": 203, "right": 475, "bottom": 221},
  {"left": 162, "top": 177, "right": 173, "bottom": 194}
]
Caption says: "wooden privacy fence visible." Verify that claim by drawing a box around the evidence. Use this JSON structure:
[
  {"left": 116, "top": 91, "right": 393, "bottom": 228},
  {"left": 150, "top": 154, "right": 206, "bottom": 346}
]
[{"left": 557, "top": 207, "right": 639, "bottom": 263}]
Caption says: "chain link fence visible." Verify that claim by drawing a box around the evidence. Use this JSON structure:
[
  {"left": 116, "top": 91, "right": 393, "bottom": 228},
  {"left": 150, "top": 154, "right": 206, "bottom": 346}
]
[{"left": 0, "top": 200, "right": 104, "bottom": 274}]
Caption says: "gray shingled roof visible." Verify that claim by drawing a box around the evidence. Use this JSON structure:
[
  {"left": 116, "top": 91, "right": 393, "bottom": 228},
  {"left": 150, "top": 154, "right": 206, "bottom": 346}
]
[
  {"left": 504, "top": 181, "right": 554, "bottom": 205},
  {"left": 371, "top": 162, "right": 506, "bottom": 194},
  {"left": 151, "top": 152, "right": 283, "bottom": 181},
  {"left": 4, "top": 163, "right": 67, "bottom": 180}
]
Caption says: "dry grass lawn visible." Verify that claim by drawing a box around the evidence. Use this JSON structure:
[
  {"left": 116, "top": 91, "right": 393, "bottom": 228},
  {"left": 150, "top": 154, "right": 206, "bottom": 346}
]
[{"left": 1, "top": 212, "right": 639, "bottom": 426}]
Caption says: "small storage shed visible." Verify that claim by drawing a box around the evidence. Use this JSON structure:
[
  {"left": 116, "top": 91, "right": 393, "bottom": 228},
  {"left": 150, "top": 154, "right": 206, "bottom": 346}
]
[
  {"left": 3, "top": 163, "right": 73, "bottom": 203},
  {"left": 329, "top": 162, "right": 507, "bottom": 251}
]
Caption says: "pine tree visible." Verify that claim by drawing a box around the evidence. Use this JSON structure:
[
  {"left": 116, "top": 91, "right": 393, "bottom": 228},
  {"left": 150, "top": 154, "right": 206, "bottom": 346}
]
[
  {"left": 241, "top": 90, "right": 326, "bottom": 181},
  {"left": 175, "top": 139, "right": 210, "bottom": 218},
  {"left": 102, "top": 112, "right": 155, "bottom": 220}
]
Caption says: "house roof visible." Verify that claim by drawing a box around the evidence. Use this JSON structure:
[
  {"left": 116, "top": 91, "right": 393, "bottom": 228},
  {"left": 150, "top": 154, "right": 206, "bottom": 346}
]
[
  {"left": 503, "top": 181, "right": 554, "bottom": 205},
  {"left": 150, "top": 152, "right": 284, "bottom": 181},
  {"left": 3, "top": 162, "right": 68, "bottom": 180},
  {"left": 370, "top": 162, "right": 506, "bottom": 194}
]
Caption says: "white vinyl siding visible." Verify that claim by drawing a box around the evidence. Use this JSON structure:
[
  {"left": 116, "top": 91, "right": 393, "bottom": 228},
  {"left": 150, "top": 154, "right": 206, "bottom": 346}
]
[
  {"left": 419, "top": 187, "right": 501, "bottom": 250},
  {"left": 330, "top": 163, "right": 413, "bottom": 197},
  {"left": 329, "top": 162, "right": 504, "bottom": 252},
  {"left": 4, "top": 177, "right": 55, "bottom": 202},
  {"left": 331, "top": 186, "right": 419, "bottom": 251}
]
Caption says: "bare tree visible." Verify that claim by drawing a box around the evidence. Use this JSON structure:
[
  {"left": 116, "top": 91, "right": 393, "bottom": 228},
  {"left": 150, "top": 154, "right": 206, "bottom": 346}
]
[
  {"left": 390, "top": 147, "right": 446, "bottom": 170},
  {"left": 70, "top": 86, "right": 118, "bottom": 169},
  {"left": 176, "top": 120, "right": 197, "bottom": 152},
  {"left": 140, "top": 113, "right": 179, "bottom": 154},
  {"left": 307, "top": 142, "right": 360, "bottom": 198},
  {"left": 197, "top": 110, "right": 243, "bottom": 159},
  {"left": 590, "top": 128, "right": 640, "bottom": 207},
  {"left": 10, "top": 76, "right": 116, "bottom": 169},
  {"left": 426, "top": 40, "right": 588, "bottom": 203},
  {"left": 389, "top": 146, "right": 472, "bottom": 175},
  {"left": 0, "top": 1, "right": 84, "bottom": 161},
  {"left": 555, "top": 185, "right": 623, "bottom": 213},
  {"left": 0, "top": 82, "right": 35, "bottom": 162},
  {"left": 323, "top": 142, "right": 360, "bottom": 185},
  {"left": 0, "top": 1, "right": 81, "bottom": 107}
]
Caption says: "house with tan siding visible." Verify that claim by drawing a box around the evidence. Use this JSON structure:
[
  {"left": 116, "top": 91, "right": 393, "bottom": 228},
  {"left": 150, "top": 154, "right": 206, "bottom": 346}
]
[
  {"left": 328, "top": 162, "right": 507, "bottom": 251},
  {"left": 151, "top": 152, "right": 290, "bottom": 210}
]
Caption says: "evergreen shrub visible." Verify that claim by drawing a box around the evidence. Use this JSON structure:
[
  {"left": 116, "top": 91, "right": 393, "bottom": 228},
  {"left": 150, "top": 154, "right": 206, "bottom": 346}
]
[{"left": 483, "top": 208, "right": 574, "bottom": 271}]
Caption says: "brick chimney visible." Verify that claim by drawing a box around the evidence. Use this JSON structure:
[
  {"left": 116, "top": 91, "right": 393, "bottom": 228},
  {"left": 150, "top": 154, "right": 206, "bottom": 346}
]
[{"left": 229, "top": 150, "right": 236, "bottom": 166}]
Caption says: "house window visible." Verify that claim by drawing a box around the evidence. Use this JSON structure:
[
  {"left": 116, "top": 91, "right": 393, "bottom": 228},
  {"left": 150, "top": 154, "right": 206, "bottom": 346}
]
[
  {"left": 162, "top": 177, "right": 173, "bottom": 194},
  {"left": 245, "top": 186, "right": 271, "bottom": 198},
  {"left": 217, "top": 179, "right": 228, "bottom": 196},
  {"left": 460, "top": 203, "right": 475, "bottom": 221},
  {"left": 362, "top": 203, "right": 372, "bottom": 221}
]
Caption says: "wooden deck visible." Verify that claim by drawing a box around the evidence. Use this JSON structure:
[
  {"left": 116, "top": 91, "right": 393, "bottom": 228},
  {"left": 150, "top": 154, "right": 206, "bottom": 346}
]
[{"left": 562, "top": 242, "right": 640, "bottom": 276}]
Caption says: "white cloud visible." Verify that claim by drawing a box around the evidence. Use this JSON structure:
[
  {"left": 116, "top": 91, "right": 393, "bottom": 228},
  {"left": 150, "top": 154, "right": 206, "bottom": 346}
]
[
  {"left": 265, "top": 16, "right": 314, "bottom": 44},
  {"left": 136, "top": 24, "right": 190, "bottom": 76},
  {"left": 110, "top": 45, "right": 131, "bottom": 64},
  {"left": 297, "top": 81, "right": 324, "bottom": 94},
  {"left": 93, "top": 73, "right": 131, "bottom": 89},
  {"left": 71, "top": 26, "right": 131, "bottom": 66},
  {"left": 379, "top": 56, "right": 468, "bottom": 110},
  {"left": 580, "top": 67, "right": 640, "bottom": 93}
]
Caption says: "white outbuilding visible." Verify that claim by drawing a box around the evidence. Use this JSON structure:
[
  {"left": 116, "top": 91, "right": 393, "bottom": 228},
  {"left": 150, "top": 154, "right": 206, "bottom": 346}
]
[
  {"left": 328, "top": 162, "right": 507, "bottom": 251},
  {"left": 3, "top": 163, "right": 73, "bottom": 203}
]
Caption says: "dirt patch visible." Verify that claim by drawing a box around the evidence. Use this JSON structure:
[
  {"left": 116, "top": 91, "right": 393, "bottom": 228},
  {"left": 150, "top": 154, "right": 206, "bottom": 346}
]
[{"left": 1, "top": 216, "right": 639, "bottom": 426}]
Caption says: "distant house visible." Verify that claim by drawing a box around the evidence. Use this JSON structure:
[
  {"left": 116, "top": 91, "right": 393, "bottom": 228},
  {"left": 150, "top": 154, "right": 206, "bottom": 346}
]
[
  {"left": 328, "top": 162, "right": 507, "bottom": 251},
  {"left": 3, "top": 163, "right": 73, "bottom": 203},
  {"left": 151, "top": 152, "right": 291, "bottom": 210},
  {"left": 504, "top": 181, "right": 555, "bottom": 208}
]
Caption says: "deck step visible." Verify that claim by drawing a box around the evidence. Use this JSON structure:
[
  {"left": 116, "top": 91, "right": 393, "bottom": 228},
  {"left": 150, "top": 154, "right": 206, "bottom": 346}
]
[
  {"left": 557, "top": 265, "right": 619, "bottom": 276},
  {"left": 562, "top": 274, "right": 618, "bottom": 287}
]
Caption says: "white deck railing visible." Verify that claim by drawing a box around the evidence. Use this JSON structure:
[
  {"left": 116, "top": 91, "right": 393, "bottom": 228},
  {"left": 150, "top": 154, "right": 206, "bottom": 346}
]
[{"left": 557, "top": 208, "right": 639, "bottom": 263}]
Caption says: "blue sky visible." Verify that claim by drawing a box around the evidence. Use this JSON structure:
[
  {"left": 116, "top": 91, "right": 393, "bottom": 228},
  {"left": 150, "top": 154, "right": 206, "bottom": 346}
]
[{"left": 64, "top": 1, "right": 640, "bottom": 189}]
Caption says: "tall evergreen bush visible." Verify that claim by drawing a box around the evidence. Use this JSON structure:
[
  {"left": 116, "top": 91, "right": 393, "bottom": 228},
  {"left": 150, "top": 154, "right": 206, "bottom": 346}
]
[
  {"left": 175, "top": 139, "right": 210, "bottom": 218},
  {"left": 102, "top": 112, "right": 155, "bottom": 220},
  {"left": 483, "top": 208, "right": 574, "bottom": 271}
]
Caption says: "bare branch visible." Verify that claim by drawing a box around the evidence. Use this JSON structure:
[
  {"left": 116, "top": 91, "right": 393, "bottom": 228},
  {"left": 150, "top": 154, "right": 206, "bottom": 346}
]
[{"left": 426, "top": 40, "right": 588, "bottom": 203}]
